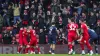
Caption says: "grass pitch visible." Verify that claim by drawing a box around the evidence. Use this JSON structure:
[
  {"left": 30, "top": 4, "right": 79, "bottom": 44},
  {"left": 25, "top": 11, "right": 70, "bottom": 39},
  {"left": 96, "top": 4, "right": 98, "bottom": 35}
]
[{"left": 0, "top": 54, "right": 99, "bottom": 56}]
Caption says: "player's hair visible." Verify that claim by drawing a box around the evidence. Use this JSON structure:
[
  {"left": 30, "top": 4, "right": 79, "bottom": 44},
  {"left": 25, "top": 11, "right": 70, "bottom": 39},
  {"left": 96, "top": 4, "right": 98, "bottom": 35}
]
[{"left": 70, "top": 18, "right": 75, "bottom": 22}]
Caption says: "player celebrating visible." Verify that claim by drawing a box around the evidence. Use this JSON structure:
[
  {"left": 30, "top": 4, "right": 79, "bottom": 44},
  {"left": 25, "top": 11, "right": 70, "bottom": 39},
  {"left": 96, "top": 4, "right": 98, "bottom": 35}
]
[
  {"left": 17, "top": 27, "right": 24, "bottom": 53},
  {"left": 28, "top": 26, "right": 41, "bottom": 54},
  {"left": 67, "top": 18, "right": 79, "bottom": 54},
  {"left": 48, "top": 23, "right": 57, "bottom": 54},
  {"left": 23, "top": 27, "right": 29, "bottom": 54},
  {"left": 88, "top": 27, "right": 98, "bottom": 55},
  {"left": 78, "top": 19, "right": 93, "bottom": 55}
]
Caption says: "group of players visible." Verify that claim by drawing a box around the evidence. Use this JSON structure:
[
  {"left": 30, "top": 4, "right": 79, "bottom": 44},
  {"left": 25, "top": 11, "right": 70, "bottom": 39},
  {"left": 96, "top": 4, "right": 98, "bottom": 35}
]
[
  {"left": 48, "top": 18, "right": 98, "bottom": 55},
  {"left": 17, "top": 18, "right": 98, "bottom": 55},
  {"left": 67, "top": 18, "right": 98, "bottom": 55},
  {"left": 17, "top": 26, "right": 41, "bottom": 54}
]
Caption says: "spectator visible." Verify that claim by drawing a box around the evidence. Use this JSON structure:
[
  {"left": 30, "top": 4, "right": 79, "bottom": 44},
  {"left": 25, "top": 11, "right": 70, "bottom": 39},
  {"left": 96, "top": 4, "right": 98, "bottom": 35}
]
[
  {"left": 38, "top": 29, "right": 46, "bottom": 44},
  {"left": 51, "top": 0, "right": 60, "bottom": 14},
  {"left": 23, "top": 9, "right": 29, "bottom": 26},
  {"left": 96, "top": 13, "right": 100, "bottom": 20},
  {"left": 55, "top": 12, "right": 63, "bottom": 28},
  {"left": 12, "top": 36, "right": 17, "bottom": 44},
  {"left": 0, "top": 14, "right": 3, "bottom": 33},
  {"left": 13, "top": 4, "right": 20, "bottom": 25},
  {"left": 2, "top": 29, "right": 12, "bottom": 44},
  {"left": 51, "top": 12, "right": 56, "bottom": 23},
  {"left": 29, "top": 5, "right": 37, "bottom": 25},
  {"left": 6, "top": 4, "right": 13, "bottom": 26},
  {"left": 81, "top": 12, "right": 87, "bottom": 22},
  {"left": 20, "top": 0, "right": 25, "bottom": 18},
  {"left": 88, "top": 12, "right": 97, "bottom": 29},
  {"left": 34, "top": 0, "right": 39, "bottom": 15},
  {"left": 95, "top": 21, "right": 100, "bottom": 44},
  {"left": 73, "top": 12, "right": 80, "bottom": 24},
  {"left": 38, "top": 10, "right": 45, "bottom": 29}
]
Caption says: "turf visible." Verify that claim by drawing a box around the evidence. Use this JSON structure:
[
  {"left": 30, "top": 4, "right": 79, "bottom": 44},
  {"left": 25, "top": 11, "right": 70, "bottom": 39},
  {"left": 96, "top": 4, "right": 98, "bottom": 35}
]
[{"left": 0, "top": 54, "right": 99, "bottom": 56}]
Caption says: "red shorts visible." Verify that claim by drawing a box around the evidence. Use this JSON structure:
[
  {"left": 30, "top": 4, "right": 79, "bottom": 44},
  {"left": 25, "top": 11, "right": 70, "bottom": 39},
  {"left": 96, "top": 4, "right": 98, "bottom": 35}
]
[
  {"left": 19, "top": 38, "right": 28, "bottom": 45},
  {"left": 19, "top": 38, "right": 23, "bottom": 45},
  {"left": 81, "top": 36, "right": 89, "bottom": 43},
  {"left": 68, "top": 33, "right": 77, "bottom": 42},
  {"left": 30, "top": 39, "right": 37, "bottom": 46},
  {"left": 23, "top": 38, "right": 28, "bottom": 45}
]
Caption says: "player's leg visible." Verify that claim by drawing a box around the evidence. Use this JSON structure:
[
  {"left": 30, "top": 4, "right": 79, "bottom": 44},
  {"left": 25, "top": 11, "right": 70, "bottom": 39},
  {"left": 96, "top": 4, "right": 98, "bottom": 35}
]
[
  {"left": 17, "top": 45, "right": 23, "bottom": 53},
  {"left": 36, "top": 45, "right": 41, "bottom": 54},
  {"left": 51, "top": 35, "right": 56, "bottom": 54},
  {"left": 68, "top": 35, "right": 73, "bottom": 54},
  {"left": 85, "top": 37, "right": 93, "bottom": 55},
  {"left": 17, "top": 39, "right": 23, "bottom": 53},
  {"left": 30, "top": 46, "right": 35, "bottom": 54},
  {"left": 23, "top": 39, "right": 30, "bottom": 54},
  {"left": 49, "top": 44, "right": 52, "bottom": 53},
  {"left": 35, "top": 40, "right": 41, "bottom": 54},
  {"left": 48, "top": 35, "right": 52, "bottom": 53},
  {"left": 72, "top": 42, "right": 75, "bottom": 54},
  {"left": 29, "top": 40, "right": 35, "bottom": 54},
  {"left": 52, "top": 44, "right": 55, "bottom": 54},
  {"left": 80, "top": 38, "right": 85, "bottom": 55},
  {"left": 94, "top": 39, "right": 98, "bottom": 54}
]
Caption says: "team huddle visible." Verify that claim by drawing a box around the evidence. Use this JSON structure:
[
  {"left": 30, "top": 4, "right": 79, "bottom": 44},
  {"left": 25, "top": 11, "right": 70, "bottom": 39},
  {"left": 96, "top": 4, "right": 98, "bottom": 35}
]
[
  {"left": 17, "top": 18, "right": 98, "bottom": 55},
  {"left": 17, "top": 26, "right": 41, "bottom": 54}
]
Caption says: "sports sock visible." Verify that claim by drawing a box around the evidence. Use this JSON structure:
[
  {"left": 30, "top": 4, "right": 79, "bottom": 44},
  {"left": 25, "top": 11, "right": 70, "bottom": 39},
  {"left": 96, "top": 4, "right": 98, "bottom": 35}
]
[
  {"left": 30, "top": 47, "right": 34, "bottom": 52},
  {"left": 95, "top": 45, "right": 98, "bottom": 53},
  {"left": 80, "top": 44, "right": 84, "bottom": 50},
  {"left": 86, "top": 41, "right": 92, "bottom": 50},
  {"left": 68, "top": 44, "right": 72, "bottom": 51},
  {"left": 37, "top": 47, "right": 40, "bottom": 52},
  {"left": 25, "top": 47, "right": 29, "bottom": 53},
  {"left": 18, "top": 47, "right": 22, "bottom": 53}
]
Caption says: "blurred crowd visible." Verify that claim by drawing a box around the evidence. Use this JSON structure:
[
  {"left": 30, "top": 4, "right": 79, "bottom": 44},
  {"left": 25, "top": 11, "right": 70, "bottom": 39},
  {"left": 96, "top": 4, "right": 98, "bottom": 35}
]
[{"left": 0, "top": 0, "right": 100, "bottom": 44}]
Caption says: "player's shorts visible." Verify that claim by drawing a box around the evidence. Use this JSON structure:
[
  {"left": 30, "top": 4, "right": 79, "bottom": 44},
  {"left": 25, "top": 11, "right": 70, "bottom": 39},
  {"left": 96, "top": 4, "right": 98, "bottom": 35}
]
[
  {"left": 81, "top": 36, "right": 89, "bottom": 43},
  {"left": 68, "top": 34, "right": 77, "bottom": 42},
  {"left": 23, "top": 38, "right": 29, "bottom": 45},
  {"left": 48, "top": 35, "right": 56, "bottom": 44},
  {"left": 30, "top": 39, "right": 37, "bottom": 46},
  {"left": 89, "top": 37, "right": 98, "bottom": 44},
  {"left": 19, "top": 38, "right": 23, "bottom": 45}
]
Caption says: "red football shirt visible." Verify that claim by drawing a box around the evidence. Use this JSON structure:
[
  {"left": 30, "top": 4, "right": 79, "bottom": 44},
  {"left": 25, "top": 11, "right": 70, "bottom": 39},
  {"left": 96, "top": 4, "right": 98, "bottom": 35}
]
[
  {"left": 67, "top": 23, "right": 78, "bottom": 35},
  {"left": 23, "top": 29, "right": 28, "bottom": 38},
  {"left": 19, "top": 29, "right": 23, "bottom": 39},
  {"left": 81, "top": 23, "right": 89, "bottom": 37},
  {"left": 30, "top": 30, "right": 37, "bottom": 40}
]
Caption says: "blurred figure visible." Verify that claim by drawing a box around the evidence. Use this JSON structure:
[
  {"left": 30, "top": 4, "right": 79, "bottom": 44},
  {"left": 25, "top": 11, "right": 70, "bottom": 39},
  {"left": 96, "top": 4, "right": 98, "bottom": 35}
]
[{"left": 13, "top": 4, "right": 20, "bottom": 25}]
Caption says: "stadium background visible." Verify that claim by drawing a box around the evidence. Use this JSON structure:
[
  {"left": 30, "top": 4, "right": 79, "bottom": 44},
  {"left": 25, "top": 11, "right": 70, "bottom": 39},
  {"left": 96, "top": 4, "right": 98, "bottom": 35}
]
[{"left": 0, "top": 0, "right": 100, "bottom": 54}]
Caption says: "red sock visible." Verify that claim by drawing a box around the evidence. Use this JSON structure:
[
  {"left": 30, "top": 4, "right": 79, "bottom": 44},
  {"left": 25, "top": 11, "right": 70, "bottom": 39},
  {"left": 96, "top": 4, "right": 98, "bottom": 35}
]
[
  {"left": 80, "top": 43, "right": 84, "bottom": 50},
  {"left": 30, "top": 47, "right": 34, "bottom": 52},
  {"left": 37, "top": 47, "right": 40, "bottom": 52},
  {"left": 23, "top": 48, "right": 25, "bottom": 54},
  {"left": 18, "top": 47, "right": 22, "bottom": 53},
  {"left": 68, "top": 44, "right": 72, "bottom": 51},
  {"left": 86, "top": 41, "right": 92, "bottom": 50},
  {"left": 25, "top": 48, "right": 29, "bottom": 53}
]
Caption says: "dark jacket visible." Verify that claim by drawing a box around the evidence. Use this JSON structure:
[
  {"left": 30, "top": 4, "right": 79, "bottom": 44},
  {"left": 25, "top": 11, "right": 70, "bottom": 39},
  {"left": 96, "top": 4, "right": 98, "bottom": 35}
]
[
  {"left": 38, "top": 32, "right": 46, "bottom": 44},
  {"left": 6, "top": 8, "right": 13, "bottom": 20}
]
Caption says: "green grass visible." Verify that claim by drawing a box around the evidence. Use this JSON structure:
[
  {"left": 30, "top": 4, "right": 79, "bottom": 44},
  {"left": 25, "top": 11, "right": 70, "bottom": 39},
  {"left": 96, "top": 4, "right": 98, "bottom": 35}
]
[{"left": 0, "top": 54, "right": 99, "bottom": 56}]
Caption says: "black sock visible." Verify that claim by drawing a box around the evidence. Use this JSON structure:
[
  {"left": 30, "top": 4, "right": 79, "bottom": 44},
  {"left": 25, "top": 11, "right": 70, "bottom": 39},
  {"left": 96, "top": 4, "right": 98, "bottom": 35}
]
[
  {"left": 50, "top": 48, "right": 52, "bottom": 51},
  {"left": 95, "top": 45, "right": 98, "bottom": 53},
  {"left": 72, "top": 46, "right": 74, "bottom": 51},
  {"left": 52, "top": 50, "right": 54, "bottom": 53}
]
